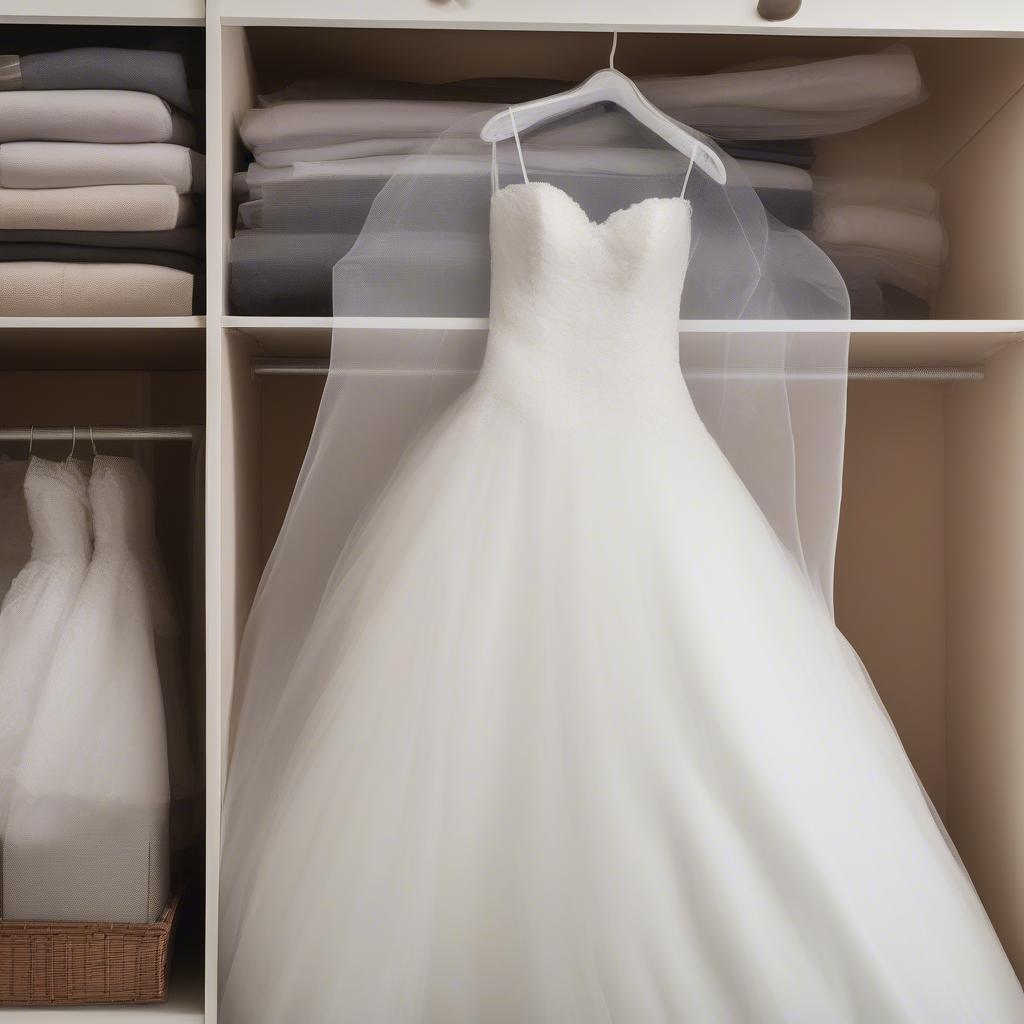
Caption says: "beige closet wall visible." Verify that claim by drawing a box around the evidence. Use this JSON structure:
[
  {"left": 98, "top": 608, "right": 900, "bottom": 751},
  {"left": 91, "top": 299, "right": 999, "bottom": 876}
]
[
  {"left": 835, "top": 382, "right": 947, "bottom": 811},
  {"left": 946, "top": 342, "right": 1024, "bottom": 974}
]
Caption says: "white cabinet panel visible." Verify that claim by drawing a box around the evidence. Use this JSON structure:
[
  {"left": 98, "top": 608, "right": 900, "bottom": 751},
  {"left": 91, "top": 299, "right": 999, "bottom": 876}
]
[{"left": 221, "top": 0, "right": 1024, "bottom": 34}]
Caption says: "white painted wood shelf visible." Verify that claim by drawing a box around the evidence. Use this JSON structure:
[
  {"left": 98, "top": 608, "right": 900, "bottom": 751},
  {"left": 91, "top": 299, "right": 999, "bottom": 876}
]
[
  {"left": 219, "top": 0, "right": 1024, "bottom": 35},
  {"left": 3, "top": 0, "right": 203, "bottom": 24}
]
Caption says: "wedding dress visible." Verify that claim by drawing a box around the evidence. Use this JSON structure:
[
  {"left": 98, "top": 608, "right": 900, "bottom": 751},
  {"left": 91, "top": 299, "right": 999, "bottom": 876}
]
[
  {"left": 0, "top": 457, "right": 90, "bottom": 842},
  {"left": 4, "top": 455, "right": 170, "bottom": 923},
  {"left": 220, "top": 175, "right": 1024, "bottom": 1021}
]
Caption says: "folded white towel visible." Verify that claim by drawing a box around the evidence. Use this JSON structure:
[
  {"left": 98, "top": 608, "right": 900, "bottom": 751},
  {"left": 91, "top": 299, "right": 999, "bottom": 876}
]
[
  {"left": 0, "top": 142, "right": 204, "bottom": 193},
  {"left": 0, "top": 90, "right": 195, "bottom": 145},
  {"left": 813, "top": 177, "right": 939, "bottom": 216},
  {"left": 812, "top": 205, "right": 946, "bottom": 266},
  {"left": 0, "top": 262, "right": 193, "bottom": 315},
  {"left": 0, "top": 184, "right": 195, "bottom": 231},
  {"left": 240, "top": 49, "right": 923, "bottom": 154}
]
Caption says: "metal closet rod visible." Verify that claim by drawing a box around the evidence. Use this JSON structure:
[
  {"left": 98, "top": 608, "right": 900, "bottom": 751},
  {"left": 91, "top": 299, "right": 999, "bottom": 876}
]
[
  {"left": 0, "top": 426, "right": 203, "bottom": 442},
  {"left": 251, "top": 360, "right": 984, "bottom": 383}
]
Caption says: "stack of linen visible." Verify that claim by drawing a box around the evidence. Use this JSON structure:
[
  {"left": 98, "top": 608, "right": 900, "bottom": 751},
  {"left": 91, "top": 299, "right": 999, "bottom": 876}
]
[
  {"left": 230, "top": 48, "right": 924, "bottom": 316},
  {"left": 0, "top": 47, "right": 204, "bottom": 315},
  {"left": 811, "top": 177, "right": 946, "bottom": 318}
]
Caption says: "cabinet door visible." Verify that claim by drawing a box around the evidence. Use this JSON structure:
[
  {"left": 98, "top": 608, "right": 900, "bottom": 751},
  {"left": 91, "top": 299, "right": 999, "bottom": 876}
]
[{"left": 220, "top": 0, "right": 1024, "bottom": 35}]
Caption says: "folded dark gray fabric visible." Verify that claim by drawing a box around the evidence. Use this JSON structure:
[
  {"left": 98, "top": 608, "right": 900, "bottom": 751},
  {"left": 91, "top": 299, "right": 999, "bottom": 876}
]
[
  {"left": 2, "top": 48, "right": 191, "bottom": 112},
  {"left": 720, "top": 140, "right": 815, "bottom": 169},
  {"left": 756, "top": 188, "right": 813, "bottom": 230},
  {"left": 0, "top": 243, "right": 199, "bottom": 275},
  {"left": 238, "top": 174, "right": 810, "bottom": 234},
  {"left": 230, "top": 231, "right": 358, "bottom": 315},
  {"left": 0, "top": 227, "right": 202, "bottom": 256}
]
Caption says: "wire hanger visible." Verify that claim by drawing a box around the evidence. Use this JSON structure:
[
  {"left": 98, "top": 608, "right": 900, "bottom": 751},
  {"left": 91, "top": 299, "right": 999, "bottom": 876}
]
[
  {"left": 89, "top": 425, "right": 98, "bottom": 457},
  {"left": 480, "top": 31, "right": 727, "bottom": 185}
]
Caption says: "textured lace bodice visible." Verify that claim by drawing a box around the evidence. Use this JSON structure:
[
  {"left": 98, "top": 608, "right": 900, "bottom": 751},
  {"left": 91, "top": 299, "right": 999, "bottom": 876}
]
[
  {"left": 483, "top": 182, "right": 692, "bottom": 394},
  {"left": 24, "top": 457, "right": 90, "bottom": 563},
  {"left": 90, "top": 455, "right": 153, "bottom": 556}
]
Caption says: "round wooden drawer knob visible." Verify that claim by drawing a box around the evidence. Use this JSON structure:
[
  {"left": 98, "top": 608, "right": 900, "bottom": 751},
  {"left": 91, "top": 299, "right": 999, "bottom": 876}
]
[{"left": 757, "top": 0, "right": 802, "bottom": 20}]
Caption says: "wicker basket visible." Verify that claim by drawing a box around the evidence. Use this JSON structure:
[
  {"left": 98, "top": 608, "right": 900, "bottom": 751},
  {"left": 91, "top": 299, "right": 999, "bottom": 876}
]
[{"left": 0, "top": 888, "right": 181, "bottom": 1006}]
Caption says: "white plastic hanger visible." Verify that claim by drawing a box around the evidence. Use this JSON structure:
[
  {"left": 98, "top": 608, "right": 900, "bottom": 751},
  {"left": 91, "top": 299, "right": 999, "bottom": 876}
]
[{"left": 480, "top": 33, "right": 727, "bottom": 185}]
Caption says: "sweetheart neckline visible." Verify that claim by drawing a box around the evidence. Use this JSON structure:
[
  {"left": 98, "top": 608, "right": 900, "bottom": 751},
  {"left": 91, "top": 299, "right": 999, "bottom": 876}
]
[{"left": 493, "top": 180, "right": 691, "bottom": 230}]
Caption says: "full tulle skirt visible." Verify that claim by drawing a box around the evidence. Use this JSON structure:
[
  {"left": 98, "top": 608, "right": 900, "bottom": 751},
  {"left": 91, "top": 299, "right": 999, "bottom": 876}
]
[{"left": 220, "top": 380, "right": 1024, "bottom": 1022}]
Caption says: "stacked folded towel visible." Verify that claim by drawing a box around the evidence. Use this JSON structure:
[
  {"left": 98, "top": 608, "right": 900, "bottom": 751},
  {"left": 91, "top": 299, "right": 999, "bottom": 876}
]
[
  {"left": 812, "top": 178, "right": 945, "bottom": 318},
  {"left": 229, "top": 48, "right": 927, "bottom": 316},
  {"left": 0, "top": 47, "right": 204, "bottom": 315}
]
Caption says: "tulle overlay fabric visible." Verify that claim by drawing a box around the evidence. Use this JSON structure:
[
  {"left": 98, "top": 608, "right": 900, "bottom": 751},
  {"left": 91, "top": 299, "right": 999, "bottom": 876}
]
[{"left": 220, "top": 184, "right": 1024, "bottom": 1021}]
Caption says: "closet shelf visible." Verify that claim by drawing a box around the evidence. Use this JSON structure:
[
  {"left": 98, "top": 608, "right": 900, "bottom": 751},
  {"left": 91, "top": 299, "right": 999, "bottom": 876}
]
[
  {"left": 224, "top": 317, "right": 1024, "bottom": 368},
  {"left": 0, "top": 317, "right": 206, "bottom": 330},
  {"left": 3, "top": 0, "right": 203, "bottom": 24},
  {"left": 218, "top": 0, "right": 1024, "bottom": 35}
]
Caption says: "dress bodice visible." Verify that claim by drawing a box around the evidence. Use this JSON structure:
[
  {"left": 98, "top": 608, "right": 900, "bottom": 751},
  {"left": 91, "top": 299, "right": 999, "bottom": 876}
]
[
  {"left": 24, "top": 457, "right": 90, "bottom": 563},
  {"left": 482, "top": 182, "right": 692, "bottom": 397},
  {"left": 89, "top": 455, "right": 152, "bottom": 557}
]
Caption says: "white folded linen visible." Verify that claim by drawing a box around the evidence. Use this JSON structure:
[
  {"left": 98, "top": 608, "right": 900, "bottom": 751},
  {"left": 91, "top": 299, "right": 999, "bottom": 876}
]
[
  {"left": 812, "top": 205, "right": 946, "bottom": 266},
  {"left": 0, "top": 90, "right": 195, "bottom": 145},
  {"left": 0, "top": 184, "right": 195, "bottom": 231},
  {"left": 240, "top": 49, "right": 922, "bottom": 156},
  {"left": 240, "top": 150, "right": 812, "bottom": 192},
  {"left": 0, "top": 262, "right": 193, "bottom": 315},
  {"left": 639, "top": 49, "right": 923, "bottom": 139},
  {"left": 0, "top": 142, "right": 204, "bottom": 193},
  {"left": 814, "top": 177, "right": 939, "bottom": 215}
]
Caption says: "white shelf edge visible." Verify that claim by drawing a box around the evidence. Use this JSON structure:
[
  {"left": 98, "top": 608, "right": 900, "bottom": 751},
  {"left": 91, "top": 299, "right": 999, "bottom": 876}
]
[
  {"left": 222, "top": 316, "right": 1024, "bottom": 335},
  {"left": 3, "top": 0, "right": 203, "bottom": 24},
  {"left": 0, "top": 317, "right": 207, "bottom": 330}
]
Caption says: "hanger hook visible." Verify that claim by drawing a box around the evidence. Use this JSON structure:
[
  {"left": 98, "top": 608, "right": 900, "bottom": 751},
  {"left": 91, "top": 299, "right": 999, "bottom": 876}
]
[
  {"left": 28, "top": 425, "right": 34, "bottom": 456},
  {"left": 66, "top": 425, "right": 77, "bottom": 463},
  {"left": 89, "top": 425, "right": 98, "bottom": 456},
  {"left": 608, "top": 31, "right": 618, "bottom": 71}
]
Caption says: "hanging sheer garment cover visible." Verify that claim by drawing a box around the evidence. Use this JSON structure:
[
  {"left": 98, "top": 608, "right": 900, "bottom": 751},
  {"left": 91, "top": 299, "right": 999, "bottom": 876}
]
[
  {"left": 4, "top": 456, "right": 170, "bottom": 924},
  {"left": 0, "top": 458, "right": 91, "bottom": 865},
  {"left": 221, "top": 100, "right": 851, "bottom": 991},
  {"left": 0, "top": 458, "right": 31, "bottom": 604}
]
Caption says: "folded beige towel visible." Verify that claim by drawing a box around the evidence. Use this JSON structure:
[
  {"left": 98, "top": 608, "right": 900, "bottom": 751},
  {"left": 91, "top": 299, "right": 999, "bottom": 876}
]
[
  {"left": 0, "top": 142, "right": 204, "bottom": 193},
  {"left": 0, "top": 184, "right": 195, "bottom": 231},
  {"left": 0, "top": 262, "right": 193, "bottom": 315},
  {"left": 0, "top": 90, "right": 195, "bottom": 145}
]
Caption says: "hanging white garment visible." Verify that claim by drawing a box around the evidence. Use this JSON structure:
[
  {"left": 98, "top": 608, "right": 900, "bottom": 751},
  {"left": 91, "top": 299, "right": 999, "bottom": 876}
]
[
  {"left": 220, "top": 176, "right": 1024, "bottom": 1021},
  {"left": 0, "top": 458, "right": 31, "bottom": 604},
  {"left": 4, "top": 456, "right": 170, "bottom": 923},
  {"left": 0, "top": 458, "right": 90, "bottom": 846}
]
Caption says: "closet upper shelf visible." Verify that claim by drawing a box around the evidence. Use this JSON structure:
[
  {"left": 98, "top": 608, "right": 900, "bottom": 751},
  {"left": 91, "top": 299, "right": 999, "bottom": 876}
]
[
  {"left": 219, "top": 0, "right": 1024, "bottom": 35},
  {"left": 3, "top": 0, "right": 204, "bottom": 25},
  {"left": 223, "top": 317, "right": 1024, "bottom": 368}
]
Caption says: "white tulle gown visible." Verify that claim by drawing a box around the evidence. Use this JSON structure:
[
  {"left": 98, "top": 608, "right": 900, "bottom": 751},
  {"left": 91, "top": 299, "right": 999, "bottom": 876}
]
[
  {"left": 4, "top": 455, "right": 170, "bottom": 923},
  {"left": 0, "top": 458, "right": 90, "bottom": 838},
  {"left": 221, "top": 182, "right": 1024, "bottom": 1022}
]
